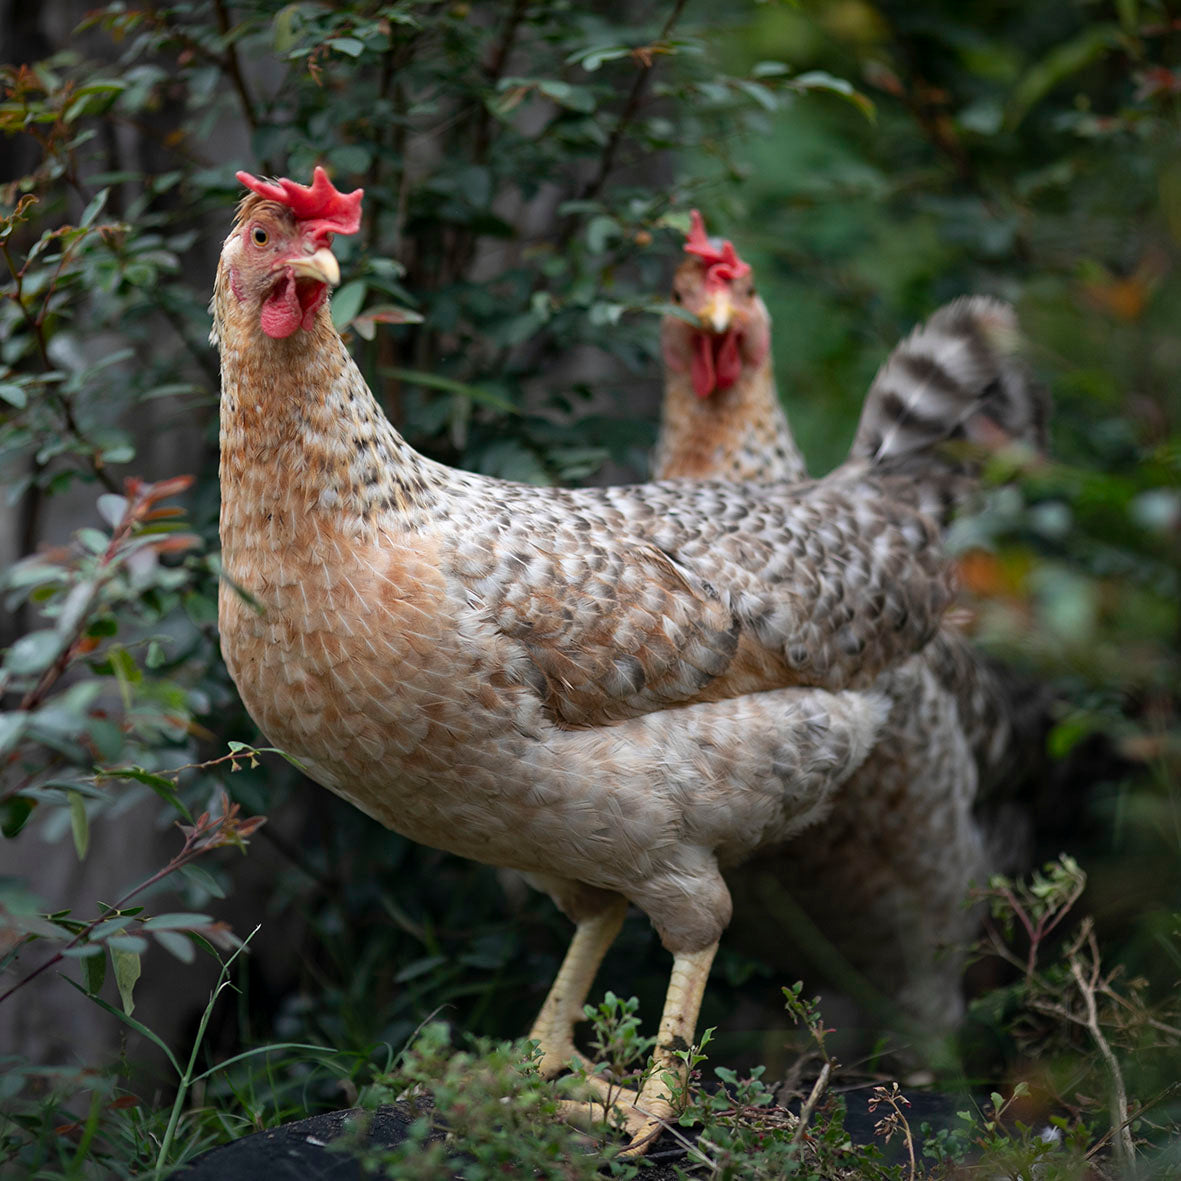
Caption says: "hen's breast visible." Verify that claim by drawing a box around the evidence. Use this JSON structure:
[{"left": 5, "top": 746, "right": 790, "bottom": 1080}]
[{"left": 218, "top": 501, "right": 547, "bottom": 835}]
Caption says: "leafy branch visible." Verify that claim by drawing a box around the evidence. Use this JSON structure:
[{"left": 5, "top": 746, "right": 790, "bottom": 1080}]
[
  {"left": 0, "top": 788, "right": 264, "bottom": 1007},
  {"left": 9, "top": 476, "right": 199, "bottom": 716}
]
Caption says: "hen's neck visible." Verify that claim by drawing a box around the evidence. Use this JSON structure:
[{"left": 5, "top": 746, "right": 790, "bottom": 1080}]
[
  {"left": 215, "top": 278, "right": 441, "bottom": 535},
  {"left": 653, "top": 356, "right": 807, "bottom": 484}
]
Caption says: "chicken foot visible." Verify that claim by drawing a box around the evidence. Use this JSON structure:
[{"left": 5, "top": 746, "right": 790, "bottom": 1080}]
[
  {"left": 562, "top": 942, "right": 718, "bottom": 1156},
  {"left": 528, "top": 897, "right": 628, "bottom": 1078}
]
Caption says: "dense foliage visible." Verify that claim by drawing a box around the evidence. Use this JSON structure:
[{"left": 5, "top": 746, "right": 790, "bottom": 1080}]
[{"left": 1, "top": 1, "right": 1178, "bottom": 1176}]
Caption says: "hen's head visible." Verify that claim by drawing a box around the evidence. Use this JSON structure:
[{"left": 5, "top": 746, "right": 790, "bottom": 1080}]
[
  {"left": 220, "top": 167, "right": 363, "bottom": 340},
  {"left": 661, "top": 211, "right": 770, "bottom": 398}
]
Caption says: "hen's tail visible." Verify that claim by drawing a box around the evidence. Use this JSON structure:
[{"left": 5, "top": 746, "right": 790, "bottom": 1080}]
[{"left": 849, "top": 296, "right": 1047, "bottom": 474}]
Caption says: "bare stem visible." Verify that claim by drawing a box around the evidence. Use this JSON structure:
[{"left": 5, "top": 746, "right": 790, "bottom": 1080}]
[
  {"left": 1069, "top": 948, "right": 1135, "bottom": 1169},
  {"left": 578, "top": 0, "right": 689, "bottom": 203},
  {"left": 791, "top": 1059, "right": 831, "bottom": 1145},
  {"left": 213, "top": 0, "right": 259, "bottom": 133}
]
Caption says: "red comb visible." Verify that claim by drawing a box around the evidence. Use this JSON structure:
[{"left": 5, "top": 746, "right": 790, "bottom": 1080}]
[
  {"left": 684, "top": 209, "right": 751, "bottom": 290},
  {"left": 236, "top": 166, "right": 363, "bottom": 241}
]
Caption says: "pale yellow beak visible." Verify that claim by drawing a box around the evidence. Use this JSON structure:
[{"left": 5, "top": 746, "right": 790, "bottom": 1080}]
[
  {"left": 286, "top": 247, "right": 341, "bottom": 288},
  {"left": 700, "top": 288, "right": 733, "bottom": 334}
]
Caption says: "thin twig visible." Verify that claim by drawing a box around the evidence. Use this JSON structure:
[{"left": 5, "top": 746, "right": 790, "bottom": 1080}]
[
  {"left": 472, "top": 0, "right": 530, "bottom": 164},
  {"left": 212, "top": 0, "right": 259, "bottom": 132},
  {"left": 1070, "top": 950, "right": 1136, "bottom": 1169},
  {"left": 578, "top": 0, "right": 690, "bottom": 204},
  {"left": 791, "top": 1060, "right": 831, "bottom": 1145}
]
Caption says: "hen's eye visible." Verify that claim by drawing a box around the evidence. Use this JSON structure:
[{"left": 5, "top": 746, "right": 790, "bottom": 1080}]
[
  {"left": 672, "top": 290, "right": 682, "bottom": 304},
  {"left": 251, "top": 227, "right": 269, "bottom": 246}
]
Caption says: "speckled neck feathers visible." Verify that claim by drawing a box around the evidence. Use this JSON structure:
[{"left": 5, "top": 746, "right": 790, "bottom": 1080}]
[
  {"left": 214, "top": 249, "right": 440, "bottom": 535},
  {"left": 653, "top": 352, "right": 806, "bottom": 483}
]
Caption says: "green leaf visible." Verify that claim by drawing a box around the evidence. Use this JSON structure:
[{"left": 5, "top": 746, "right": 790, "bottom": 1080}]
[
  {"left": 151, "top": 929, "right": 195, "bottom": 962},
  {"left": 83, "top": 946, "right": 106, "bottom": 994},
  {"left": 381, "top": 367, "right": 518, "bottom": 414},
  {"left": 395, "top": 954, "right": 447, "bottom": 983},
  {"left": 96, "top": 493, "right": 128, "bottom": 528},
  {"left": 586, "top": 215, "right": 620, "bottom": 254},
  {"left": 328, "top": 143, "right": 372, "bottom": 173},
  {"left": 68, "top": 790, "right": 89, "bottom": 860},
  {"left": 106, "top": 934, "right": 148, "bottom": 954},
  {"left": 99, "top": 443, "right": 135, "bottom": 465},
  {"left": 1, "top": 795, "right": 34, "bottom": 838},
  {"left": 537, "top": 80, "right": 596, "bottom": 113},
  {"left": 331, "top": 280, "right": 367, "bottom": 329},
  {"left": 4, "top": 629, "right": 62, "bottom": 676},
  {"left": 112, "top": 948, "right": 141, "bottom": 1016},
  {"left": 77, "top": 528, "right": 110, "bottom": 555},
  {"left": 568, "top": 43, "right": 632, "bottom": 73},
  {"left": 90, "top": 915, "right": 136, "bottom": 941},
  {"left": 328, "top": 36, "right": 365, "bottom": 57},
  {"left": 80, "top": 188, "right": 109, "bottom": 228},
  {"left": 790, "top": 70, "right": 875, "bottom": 122},
  {"left": 179, "top": 863, "right": 227, "bottom": 900},
  {"left": 96, "top": 767, "right": 191, "bottom": 822},
  {"left": 142, "top": 912, "right": 213, "bottom": 931},
  {"left": 0, "top": 382, "right": 27, "bottom": 408},
  {"left": 108, "top": 645, "right": 142, "bottom": 688},
  {"left": 352, "top": 305, "right": 424, "bottom": 341},
  {"left": 0, "top": 714, "right": 28, "bottom": 758},
  {"left": 272, "top": 4, "right": 300, "bottom": 53}
]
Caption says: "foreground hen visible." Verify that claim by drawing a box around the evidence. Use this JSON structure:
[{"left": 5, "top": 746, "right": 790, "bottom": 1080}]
[
  {"left": 657, "top": 213, "right": 1047, "bottom": 1031},
  {"left": 214, "top": 170, "right": 1006, "bottom": 1151}
]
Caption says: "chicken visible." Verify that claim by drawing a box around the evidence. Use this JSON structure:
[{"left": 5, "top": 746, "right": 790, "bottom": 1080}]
[
  {"left": 212, "top": 170, "right": 1032, "bottom": 1152},
  {"left": 655, "top": 212, "right": 1048, "bottom": 1031}
]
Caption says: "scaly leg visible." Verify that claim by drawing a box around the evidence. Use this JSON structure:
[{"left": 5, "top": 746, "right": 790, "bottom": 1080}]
[
  {"left": 563, "top": 942, "right": 718, "bottom": 1156},
  {"left": 528, "top": 897, "right": 628, "bottom": 1078}
]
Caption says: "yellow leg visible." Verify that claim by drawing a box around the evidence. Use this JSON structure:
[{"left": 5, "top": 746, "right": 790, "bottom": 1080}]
[
  {"left": 563, "top": 942, "right": 718, "bottom": 1156},
  {"left": 528, "top": 898, "right": 627, "bottom": 1078}
]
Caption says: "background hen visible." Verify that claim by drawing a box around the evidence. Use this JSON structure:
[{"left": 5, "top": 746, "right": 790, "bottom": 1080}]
[{"left": 656, "top": 215, "right": 1050, "bottom": 1037}]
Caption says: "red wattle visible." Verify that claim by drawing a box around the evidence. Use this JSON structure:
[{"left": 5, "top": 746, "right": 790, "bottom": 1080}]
[
  {"left": 301, "top": 285, "right": 326, "bottom": 331},
  {"left": 691, "top": 331, "right": 744, "bottom": 397},
  {"left": 260, "top": 272, "right": 302, "bottom": 339},
  {"left": 715, "top": 330, "right": 742, "bottom": 390},
  {"left": 691, "top": 334, "right": 715, "bottom": 398}
]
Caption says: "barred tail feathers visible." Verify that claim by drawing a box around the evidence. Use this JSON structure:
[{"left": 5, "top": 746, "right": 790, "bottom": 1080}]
[{"left": 849, "top": 296, "right": 1047, "bottom": 471}]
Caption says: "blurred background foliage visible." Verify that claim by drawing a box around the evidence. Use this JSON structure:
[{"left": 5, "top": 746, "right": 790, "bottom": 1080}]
[{"left": 0, "top": 0, "right": 1178, "bottom": 1175}]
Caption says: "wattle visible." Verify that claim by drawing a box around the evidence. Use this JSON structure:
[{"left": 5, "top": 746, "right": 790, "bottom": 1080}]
[
  {"left": 691, "top": 331, "right": 742, "bottom": 398},
  {"left": 259, "top": 272, "right": 328, "bottom": 339},
  {"left": 260, "top": 273, "right": 302, "bottom": 339}
]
